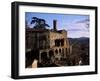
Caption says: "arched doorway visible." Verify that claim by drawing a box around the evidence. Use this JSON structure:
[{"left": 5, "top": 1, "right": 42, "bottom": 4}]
[{"left": 49, "top": 50, "right": 54, "bottom": 62}]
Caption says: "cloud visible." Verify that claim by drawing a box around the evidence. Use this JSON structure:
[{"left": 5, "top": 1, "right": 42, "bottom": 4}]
[
  {"left": 67, "top": 29, "right": 87, "bottom": 31},
  {"left": 74, "top": 18, "right": 90, "bottom": 32},
  {"left": 68, "top": 30, "right": 89, "bottom": 38},
  {"left": 66, "top": 20, "right": 89, "bottom": 38},
  {"left": 76, "top": 19, "right": 90, "bottom": 23}
]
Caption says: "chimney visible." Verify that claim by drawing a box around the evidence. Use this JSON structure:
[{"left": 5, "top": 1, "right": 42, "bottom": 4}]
[{"left": 53, "top": 20, "right": 57, "bottom": 31}]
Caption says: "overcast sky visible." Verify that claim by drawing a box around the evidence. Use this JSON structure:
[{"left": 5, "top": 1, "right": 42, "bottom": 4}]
[{"left": 25, "top": 12, "right": 89, "bottom": 38}]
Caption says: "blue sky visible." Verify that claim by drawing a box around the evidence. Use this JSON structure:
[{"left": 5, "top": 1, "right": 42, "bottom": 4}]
[{"left": 25, "top": 12, "right": 89, "bottom": 38}]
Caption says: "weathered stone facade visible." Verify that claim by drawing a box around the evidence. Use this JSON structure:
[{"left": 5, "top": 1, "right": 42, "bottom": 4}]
[{"left": 26, "top": 20, "right": 70, "bottom": 67}]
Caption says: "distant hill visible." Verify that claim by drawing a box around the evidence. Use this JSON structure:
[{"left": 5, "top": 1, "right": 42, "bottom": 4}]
[{"left": 68, "top": 37, "right": 89, "bottom": 45}]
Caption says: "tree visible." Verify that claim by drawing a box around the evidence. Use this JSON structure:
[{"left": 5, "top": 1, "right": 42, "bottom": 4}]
[{"left": 31, "top": 17, "right": 49, "bottom": 29}]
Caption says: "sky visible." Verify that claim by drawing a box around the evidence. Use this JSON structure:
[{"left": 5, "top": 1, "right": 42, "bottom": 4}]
[{"left": 25, "top": 12, "right": 90, "bottom": 38}]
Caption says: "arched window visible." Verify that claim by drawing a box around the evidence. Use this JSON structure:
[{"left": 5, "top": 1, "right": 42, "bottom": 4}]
[
  {"left": 55, "top": 49, "right": 58, "bottom": 54},
  {"left": 61, "top": 39, "right": 64, "bottom": 46},
  {"left": 59, "top": 48, "right": 61, "bottom": 53}
]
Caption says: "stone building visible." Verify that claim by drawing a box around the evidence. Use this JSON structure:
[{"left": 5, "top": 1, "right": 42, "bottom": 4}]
[{"left": 26, "top": 20, "right": 70, "bottom": 67}]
